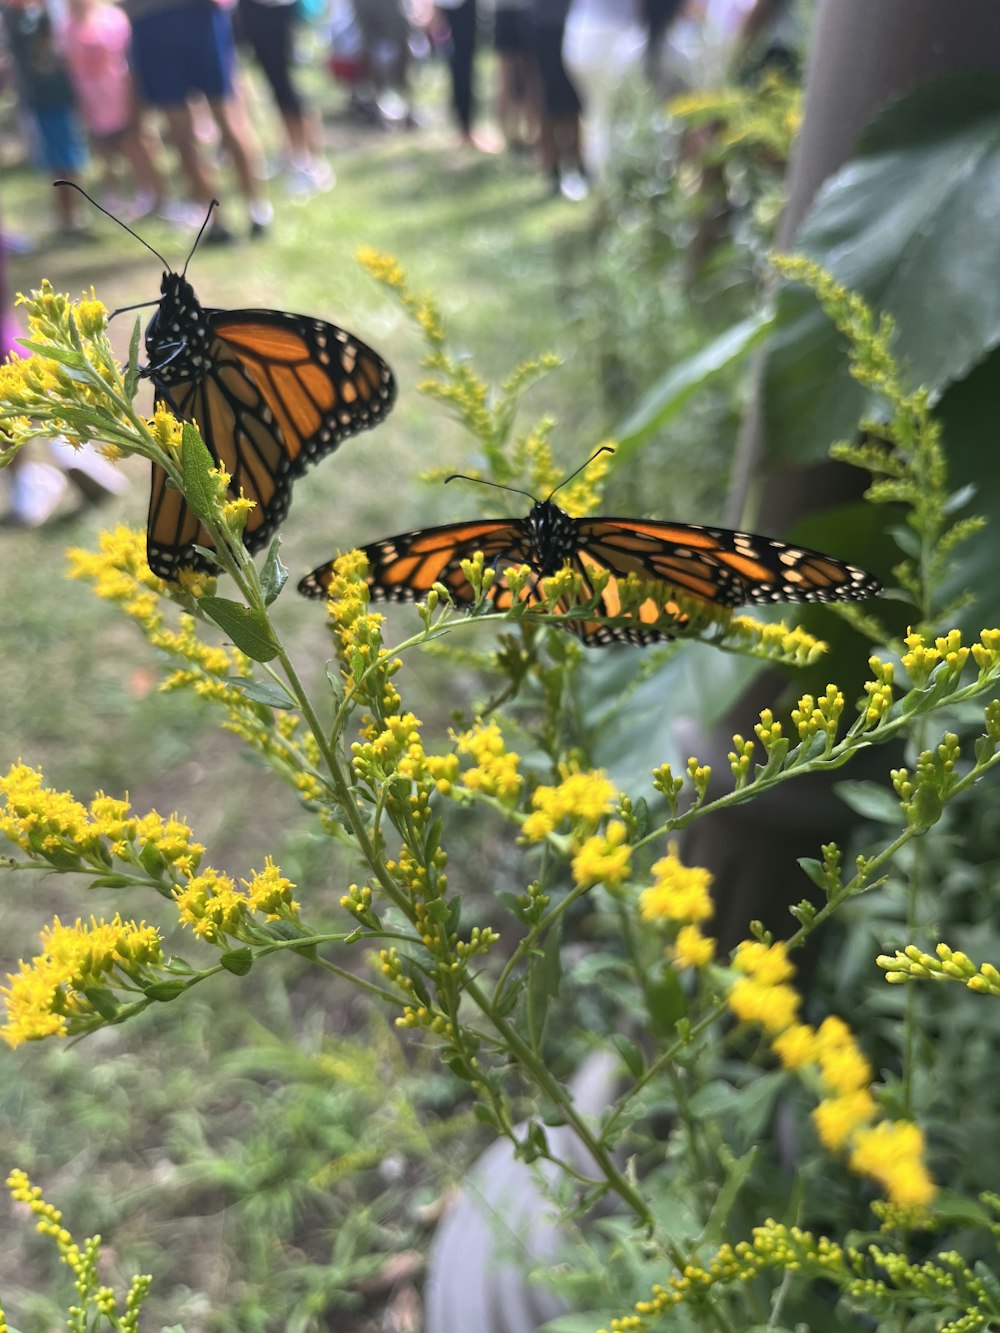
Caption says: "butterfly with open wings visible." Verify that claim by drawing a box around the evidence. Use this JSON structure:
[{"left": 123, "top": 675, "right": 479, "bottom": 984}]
[{"left": 298, "top": 484, "right": 882, "bottom": 646}]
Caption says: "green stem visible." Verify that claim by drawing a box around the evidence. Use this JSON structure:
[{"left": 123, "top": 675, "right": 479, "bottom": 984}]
[{"left": 462, "top": 974, "right": 655, "bottom": 1229}]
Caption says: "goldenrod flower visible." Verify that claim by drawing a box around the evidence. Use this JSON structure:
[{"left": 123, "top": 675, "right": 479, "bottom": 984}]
[
  {"left": 523, "top": 768, "right": 618, "bottom": 841},
  {"left": 849, "top": 1121, "right": 935, "bottom": 1206},
  {"left": 454, "top": 719, "right": 523, "bottom": 803},
  {"left": 732, "top": 938, "right": 795, "bottom": 986},
  {"left": 1, "top": 915, "right": 164, "bottom": 1047},
  {"left": 639, "top": 842, "right": 714, "bottom": 924},
  {"left": 812, "top": 1090, "right": 877, "bottom": 1151},
  {"left": 673, "top": 923, "right": 716, "bottom": 970},
  {"left": 728, "top": 976, "right": 801, "bottom": 1033},
  {"left": 571, "top": 819, "right": 631, "bottom": 888},
  {"left": 0, "top": 761, "right": 103, "bottom": 863},
  {"left": 771, "top": 1022, "right": 817, "bottom": 1070},
  {"left": 241, "top": 856, "right": 300, "bottom": 918},
  {"left": 814, "top": 1015, "right": 872, "bottom": 1093},
  {"left": 174, "top": 867, "right": 246, "bottom": 941}
]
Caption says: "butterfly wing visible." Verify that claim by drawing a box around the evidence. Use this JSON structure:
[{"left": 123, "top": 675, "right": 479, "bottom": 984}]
[
  {"left": 298, "top": 519, "right": 536, "bottom": 605},
  {"left": 572, "top": 518, "right": 881, "bottom": 608},
  {"left": 146, "top": 308, "right": 396, "bottom": 581}
]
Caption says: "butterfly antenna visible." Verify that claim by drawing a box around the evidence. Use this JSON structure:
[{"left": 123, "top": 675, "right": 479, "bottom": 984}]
[
  {"left": 53, "top": 180, "right": 170, "bottom": 269},
  {"left": 182, "top": 199, "right": 220, "bottom": 276},
  {"left": 444, "top": 472, "right": 537, "bottom": 503},
  {"left": 545, "top": 446, "right": 616, "bottom": 502}
]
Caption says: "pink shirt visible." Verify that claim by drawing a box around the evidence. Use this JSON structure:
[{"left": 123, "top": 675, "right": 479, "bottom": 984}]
[{"left": 60, "top": 6, "right": 133, "bottom": 137}]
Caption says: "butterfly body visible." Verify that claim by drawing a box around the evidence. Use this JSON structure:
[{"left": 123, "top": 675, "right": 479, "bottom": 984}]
[
  {"left": 299, "top": 498, "right": 882, "bottom": 647},
  {"left": 141, "top": 271, "right": 396, "bottom": 580}
]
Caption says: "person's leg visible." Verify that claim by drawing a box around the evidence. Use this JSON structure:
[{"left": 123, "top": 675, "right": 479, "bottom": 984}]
[
  {"left": 161, "top": 101, "right": 218, "bottom": 209},
  {"left": 445, "top": 0, "right": 477, "bottom": 137}
]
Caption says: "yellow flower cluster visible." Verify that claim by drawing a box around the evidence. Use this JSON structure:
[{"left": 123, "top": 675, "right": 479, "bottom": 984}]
[
  {"left": 320, "top": 550, "right": 400, "bottom": 707},
  {"left": 0, "top": 761, "right": 105, "bottom": 864},
  {"left": 1, "top": 914, "right": 163, "bottom": 1047},
  {"left": 1, "top": 282, "right": 137, "bottom": 453},
  {"left": 727, "top": 944, "right": 935, "bottom": 1205},
  {"left": 4, "top": 1169, "right": 152, "bottom": 1330},
  {"left": 174, "top": 857, "right": 299, "bottom": 940},
  {"left": 0, "top": 762, "right": 206, "bottom": 876},
  {"left": 878, "top": 941, "right": 1000, "bottom": 996},
  {"left": 67, "top": 524, "right": 165, "bottom": 625},
  {"left": 901, "top": 628, "right": 969, "bottom": 686},
  {"left": 518, "top": 767, "right": 632, "bottom": 889},
  {"left": 522, "top": 768, "right": 617, "bottom": 841},
  {"left": 638, "top": 841, "right": 716, "bottom": 969},
  {"left": 454, "top": 719, "right": 523, "bottom": 804},
  {"left": 7, "top": 1167, "right": 76, "bottom": 1255},
  {"left": 863, "top": 655, "right": 895, "bottom": 727},
  {"left": 728, "top": 940, "right": 801, "bottom": 1032},
  {"left": 352, "top": 712, "right": 430, "bottom": 786},
  {"left": 571, "top": 820, "right": 631, "bottom": 889},
  {"left": 726, "top": 616, "right": 827, "bottom": 667},
  {"left": 790, "top": 684, "right": 845, "bottom": 746}
]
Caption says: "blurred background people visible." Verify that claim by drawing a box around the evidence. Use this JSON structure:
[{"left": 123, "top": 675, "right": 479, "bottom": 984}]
[
  {"left": 2, "top": 0, "right": 88, "bottom": 233},
  {"left": 237, "top": 0, "right": 334, "bottom": 194},
  {"left": 562, "top": 0, "right": 645, "bottom": 182},
  {"left": 529, "top": 0, "right": 586, "bottom": 198},
  {"left": 59, "top": 0, "right": 165, "bottom": 218},
  {"left": 121, "top": 0, "right": 272, "bottom": 240},
  {"left": 493, "top": 0, "right": 537, "bottom": 150}
]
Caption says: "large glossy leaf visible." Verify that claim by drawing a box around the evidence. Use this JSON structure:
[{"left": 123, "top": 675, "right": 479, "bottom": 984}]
[
  {"left": 615, "top": 308, "right": 775, "bottom": 456},
  {"left": 765, "top": 74, "right": 1000, "bottom": 462}
]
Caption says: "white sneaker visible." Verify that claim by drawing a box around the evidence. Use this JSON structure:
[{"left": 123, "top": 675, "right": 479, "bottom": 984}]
[
  {"left": 285, "top": 160, "right": 335, "bottom": 199},
  {"left": 6, "top": 461, "right": 69, "bottom": 526},
  {"left": 51, "top": 438, "right": 129, "bottom": 504}
]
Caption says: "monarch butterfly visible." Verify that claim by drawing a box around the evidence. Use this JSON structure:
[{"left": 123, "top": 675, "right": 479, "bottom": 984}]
[
  {"left": 298, "top": 483, "right": 881, "bottom": 646},
  {"left": 59, "top": 184, "right": 396, "bottom": 581}
]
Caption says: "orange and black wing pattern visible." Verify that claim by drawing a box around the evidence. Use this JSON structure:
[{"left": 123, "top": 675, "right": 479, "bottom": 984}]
[
  {"left": 298, "top": 501, "right": 881, "bottom": 647},
  {"left": 572, "top": 518, "right": 881, "bottom": 607},
  {"left": 298, "top": 519, "right": 534, "bottom": 606},
  {"left": 146, "top": 305, "right": 395, "bottom": 581}
]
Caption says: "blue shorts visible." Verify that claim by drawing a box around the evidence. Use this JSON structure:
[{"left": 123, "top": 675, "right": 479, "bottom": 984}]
[
  {"left": 33, "top": 106, "right": 88, "bottom": 173},
  {"left": 130, "top": 3, "right": 236, "bottom": 107}
]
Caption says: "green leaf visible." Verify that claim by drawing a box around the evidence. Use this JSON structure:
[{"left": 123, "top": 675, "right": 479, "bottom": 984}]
[
  {"left": 80, "top": 986, "right": 120, "bottom": 1019},
  {"left": 766, "top": 73, "right": 1000, "bottom": 461},
  {"left": 226, "top": 677, "right": 295, "bottom": 709},
  {"left": 125, "top": 316, "right": 141, "bottom": 399},
  {"left": 181, "top": 420, "right": 217, "bottom": 523},
  {"left": 616, "top": 309, "right": 775, "bottom": 456},
  {"left": 833, "top": 779, "right": 901, "bottom": 824},
  {"left": 144, "top": 980, "right": 187, "bottom": 1002},
  {"left": 200, "top": 596, "right": 281, "bottom": 662},
  {"left": 612, "top": 1034, "right": 645, "bottom": 1079},
  {"left": 527, "top": 921, "right": 562, "bottom": 1048},
  {"left": 645, "top": 968, "right": 686, "bottom": 1038},
  {"left": 260, "top": 539, "right": 288, "bottom": 606},
  {"left": 797, "top": 857, "right": 828, "bottom": 890},
  {"left": 220, "top": 947, "right": 254, "bottom": 976},
  {"left": 15, "top": 337, "right": 88, "bottom": 370}
]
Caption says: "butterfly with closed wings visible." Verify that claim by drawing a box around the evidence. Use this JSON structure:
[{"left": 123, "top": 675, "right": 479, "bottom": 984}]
[
  {"left": 58, "top": 184, "right": 396, "bottom": 581},
  {"left": 298, "top": 462, "right": 882, "bottom": 646}
]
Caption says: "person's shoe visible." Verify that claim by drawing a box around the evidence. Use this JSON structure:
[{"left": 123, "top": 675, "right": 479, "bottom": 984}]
[
  {"left": 203, "top": 218, "right": 237, "bottom": 245},
  {"left": 559, "top": 168, "right": 590, "bottom": 203},
  {"left": 285, "top": 159, "right": 335, "bottom": 199},
  {"left": 5, "top": 461, "right": 68, "bottom": 526},
  {"left": 248, "top": 199, "right": 274, "bottom": 239},
  {"left": 52, "top": 439, "right": 129, "bottom": 505}
]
